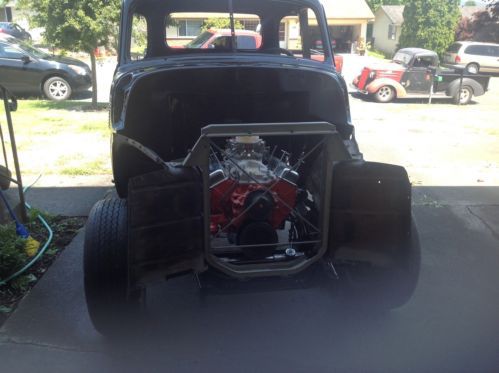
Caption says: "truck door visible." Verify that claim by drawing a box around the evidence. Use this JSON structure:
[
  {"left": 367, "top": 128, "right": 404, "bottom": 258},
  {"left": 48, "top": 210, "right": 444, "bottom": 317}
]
[{"left": 401, "top": 55, "right": 434, "bottom": 93}]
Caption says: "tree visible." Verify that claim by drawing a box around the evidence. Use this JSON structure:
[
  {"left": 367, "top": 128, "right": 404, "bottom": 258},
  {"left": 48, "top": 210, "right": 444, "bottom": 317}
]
[
  {"left": 464, "top": 0, "right": 477, "bottom": 6},
  {"left": 455, "top": 16, "right": 474, "bottom": 40},
  {"left": 18, "top": 0, "right": 121, "bottom": 106},
  {"left": 469, "top": 1, "right": 499, "bottom": 42},
  {"left": 201, "top": 17, "right": 244, "bottom": 31},
  {"left": 398, "top": 0, "right": 461, "bottom": 57},
  {"left": 366, "top": 0, "right": 407, "bottom": 13}
]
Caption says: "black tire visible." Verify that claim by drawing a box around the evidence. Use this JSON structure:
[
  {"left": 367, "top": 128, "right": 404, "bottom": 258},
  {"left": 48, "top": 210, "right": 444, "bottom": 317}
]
[
  {"left": 43, "top": 76, "right": 72, "bottom": 101},
  {"left": 0, "top": 165, "right": 11, "bottom": 190},
  {"left": 374, "top": 85, "right": 395, "bottom": 103},
  {"left": 340, "top": 221, "right": 421, "bottom": 310},
  {"left": 453, "top": 85, "right": 473, "bottom": 105},
  {"left": 466, "top": 63, "right": 479, "bottom": 74},
  {"left": 84, "top": 198, "right": 143, "bottom": 336}
]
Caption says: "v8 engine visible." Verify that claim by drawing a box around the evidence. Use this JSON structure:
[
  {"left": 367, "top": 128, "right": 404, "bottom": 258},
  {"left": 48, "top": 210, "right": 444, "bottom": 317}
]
[{"left": 209, "top": 136, "right": 301, "bottom": 259}]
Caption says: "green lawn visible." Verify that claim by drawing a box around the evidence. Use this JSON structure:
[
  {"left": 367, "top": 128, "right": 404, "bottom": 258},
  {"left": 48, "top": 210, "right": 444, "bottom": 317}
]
[
  {"left": 1, "top": 100, "right": 111, "bottom": 176},
  {"left": 367, "top": 49, "right": 390, "bottom": 60}
]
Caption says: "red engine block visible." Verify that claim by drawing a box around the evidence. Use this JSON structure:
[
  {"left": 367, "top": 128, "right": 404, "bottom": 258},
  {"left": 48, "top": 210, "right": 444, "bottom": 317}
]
[{"left": 210, "top": 178, "right": 298, "bottom": 235}]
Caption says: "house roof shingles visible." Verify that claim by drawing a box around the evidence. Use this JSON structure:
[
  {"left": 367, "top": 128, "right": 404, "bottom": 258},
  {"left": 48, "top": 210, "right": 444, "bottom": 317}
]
[{"left": 380, "top": 5, "right": 405, "bottom": 25}]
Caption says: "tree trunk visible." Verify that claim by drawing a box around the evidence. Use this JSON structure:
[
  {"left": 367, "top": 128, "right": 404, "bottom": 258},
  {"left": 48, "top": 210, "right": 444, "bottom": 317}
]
[{"left": 90, "top": 50, "right": 98, "bottom": 109}]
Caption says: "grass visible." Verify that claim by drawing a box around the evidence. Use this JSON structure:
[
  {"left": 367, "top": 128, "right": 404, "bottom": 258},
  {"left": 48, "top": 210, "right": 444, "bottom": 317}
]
[
  {"left": 367, "top": 49, "right": 390, "bottom": 60},
  {"left": 1, "top": 99, "right": 111, "bottom": 176}
]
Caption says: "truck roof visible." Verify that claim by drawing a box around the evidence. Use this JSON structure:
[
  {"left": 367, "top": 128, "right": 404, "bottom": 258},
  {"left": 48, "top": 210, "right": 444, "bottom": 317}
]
[
  {"left": 208, "top": 29, "right": 261, "bottom": 36},
  {"left": 397, "top": 48, "right": 438, "bottom": 58},
  {"left": 126, "top": 0, "right": 325, "bottom": 15}
]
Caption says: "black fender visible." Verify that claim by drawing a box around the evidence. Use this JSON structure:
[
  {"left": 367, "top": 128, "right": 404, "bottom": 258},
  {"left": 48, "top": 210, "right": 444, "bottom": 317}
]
[
  {"left": 329, "top": 160, "right": 412, "bottom": 266},
  {"left": 328, "top": 160, "right": 419, "bottom": 308},
  {"left": 127, "top": 166, "right": 205, "bottom": 285},
  {"left": 446, "top": 78, "right": 485, "bottom": 97}
]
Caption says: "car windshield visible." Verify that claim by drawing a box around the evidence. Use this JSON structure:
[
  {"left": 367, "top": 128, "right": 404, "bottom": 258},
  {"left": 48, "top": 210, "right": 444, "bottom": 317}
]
[
  {"left": 15, "top": 41, "right": 51, "bottom": 59},
  {"left": 184, "top": 31, "right": 214, "bottom": 49},
  {"left": 393, "top": 52, "right": 412, "bottom": 66}
]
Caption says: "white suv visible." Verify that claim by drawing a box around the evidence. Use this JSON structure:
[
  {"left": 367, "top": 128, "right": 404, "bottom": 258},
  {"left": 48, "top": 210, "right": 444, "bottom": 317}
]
[{"left": 444, "top": 41, "right": 499, "bottom": 74}]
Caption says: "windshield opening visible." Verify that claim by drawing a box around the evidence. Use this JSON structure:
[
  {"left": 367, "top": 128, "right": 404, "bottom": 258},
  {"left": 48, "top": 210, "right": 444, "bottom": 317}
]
[
  {"left": 393, "top": 52, "right": 412, "bottom": 66},
  {"left": 165, "top": 12, "right": 261, "bottom": 50},
  {"left": 185, "top": 31, "right": 214, "bottom": 49}
]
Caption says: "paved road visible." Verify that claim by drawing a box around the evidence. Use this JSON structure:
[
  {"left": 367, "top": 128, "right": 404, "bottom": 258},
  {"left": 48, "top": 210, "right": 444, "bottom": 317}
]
[{"left": 1, "top": 186, "right": 499, "bottom": 372}]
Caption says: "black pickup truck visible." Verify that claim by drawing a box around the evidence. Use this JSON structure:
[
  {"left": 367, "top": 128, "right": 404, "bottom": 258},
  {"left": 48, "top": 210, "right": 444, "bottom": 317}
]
[{"left": 353, "top": 48, "right": 491, "bottom": 104}]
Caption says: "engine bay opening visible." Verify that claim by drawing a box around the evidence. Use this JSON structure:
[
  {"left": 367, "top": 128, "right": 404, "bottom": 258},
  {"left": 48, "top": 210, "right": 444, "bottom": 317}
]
[{"left": 206, "top": 133, "right": 326, "bottom": 267}]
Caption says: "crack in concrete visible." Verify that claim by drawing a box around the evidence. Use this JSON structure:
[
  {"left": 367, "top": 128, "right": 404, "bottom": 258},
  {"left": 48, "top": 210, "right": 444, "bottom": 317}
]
[{"left": 466, "top": 206, "right": 499, "bottom": 241}]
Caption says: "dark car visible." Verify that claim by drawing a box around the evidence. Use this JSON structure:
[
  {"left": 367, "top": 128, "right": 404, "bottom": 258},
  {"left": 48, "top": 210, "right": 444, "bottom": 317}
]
[
  {"left": 84, "top": 0, "right": 420, "bottom": 336},
  {"left": 0, "top": 39, "right": 91, "bottom": 100},
  {"left": 353, "top": 48, "right": 490, "bottom": 104},
  {"left": 0, "top": 22, "right": 31, "bottom": 41}
]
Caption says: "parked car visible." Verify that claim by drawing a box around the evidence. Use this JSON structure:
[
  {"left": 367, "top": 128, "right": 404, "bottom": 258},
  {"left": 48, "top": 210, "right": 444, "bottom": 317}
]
[
  {"left": 0, "top": 33, "right": 18, "bottom": 44},
  {"left": 353, "top": 48, "right": 490, "bottom": 104},
  {"left": 0, "top": 38, "right": 91, "bottom": 100},
  {"left": 0, "top": 22, "right": 31, "bottom": 42},
  {"left": 178, "top": 29, "right": 343, "bottom": 73},
  {"left": 84, "top": 0, "right": 421, "bottom": 336},
  {"left": 182, "top": 29, "right": 263, "bottom": 49},
  {"left": 443, "top": 41, "right": 499, "bottom": 74}
]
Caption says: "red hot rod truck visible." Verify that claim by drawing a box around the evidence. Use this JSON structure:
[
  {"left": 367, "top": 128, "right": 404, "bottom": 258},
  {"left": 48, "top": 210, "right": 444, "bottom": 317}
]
[{"left": 353, "top": 48, "right": 490, "bottom": 105}]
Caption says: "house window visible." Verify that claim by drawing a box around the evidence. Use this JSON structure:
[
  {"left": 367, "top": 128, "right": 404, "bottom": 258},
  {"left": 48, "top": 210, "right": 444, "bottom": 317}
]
[
  {"left": 178, "top": 20, "right": 203, "bottom": 37},
  {"left": 240, "top": 19, "right": 259, "bottom": 31},
  {"left": 279, "top": 22, "right": 286, "bottom": 42},
  {"left": 388, "top": 24, "right": 397, "bottom": 40}
]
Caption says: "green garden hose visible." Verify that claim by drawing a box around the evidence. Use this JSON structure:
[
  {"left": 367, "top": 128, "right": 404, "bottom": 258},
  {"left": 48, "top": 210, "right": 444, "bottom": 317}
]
[{"left": 0, "top": 176, "right": 54, "bottom": 286}]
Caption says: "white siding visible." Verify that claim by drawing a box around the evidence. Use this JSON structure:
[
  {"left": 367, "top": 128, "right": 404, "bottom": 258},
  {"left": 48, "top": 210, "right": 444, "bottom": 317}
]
[{"left": 372, "top": 10, "right": 400, "bottom": 57}]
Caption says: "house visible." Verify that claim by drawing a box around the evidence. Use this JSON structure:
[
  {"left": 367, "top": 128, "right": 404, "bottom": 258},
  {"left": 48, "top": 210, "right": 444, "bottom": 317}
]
[
  {"left": 372, "top": 5, "right": 487, "bottom": 57},
  {"left": 166, "top": 0, "right": 374, "bottom": 53},
  {"left": 372, "top": 5, "right": 404, "bottom": 57}
]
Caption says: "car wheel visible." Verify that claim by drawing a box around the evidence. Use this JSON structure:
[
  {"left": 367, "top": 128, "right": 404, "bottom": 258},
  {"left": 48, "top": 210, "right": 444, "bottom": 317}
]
[
  {"left": 374, "top": 85, "right": 395, "bottom": 103},
  {"left": 339, "top": 221, "right": 421, "bottom": 311},
  {"left": 454, "top": 85, "right": 473, "bottom": 105},
  {"left": 84, "top": 198, "right": 145, "bottom": 336},
  {"left": 466, "top": 63, "right": 479, "bottom": 74},
  {"left": 43, "top": 76, "right": 72, "bottom": 101}
]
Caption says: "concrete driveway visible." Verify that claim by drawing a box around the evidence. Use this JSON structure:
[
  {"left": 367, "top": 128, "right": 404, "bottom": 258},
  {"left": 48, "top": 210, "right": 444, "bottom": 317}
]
[{"left": 1, "top": 186, "right": 499, "bottom": 372}]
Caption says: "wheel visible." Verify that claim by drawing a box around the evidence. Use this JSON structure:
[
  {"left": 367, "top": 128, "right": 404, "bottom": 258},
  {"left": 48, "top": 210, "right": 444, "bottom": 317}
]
[
  {"left": 43, "top": 76, "right": 72, "bottom": 101},
  {"left": 454, "top": 85, "right": 473, "bottom": 105},
  {"left": 340, "top": 221, "right": 421, "bottom": 311},
  {"left": 374, "top": 85, "right": 395, "bottom": 103},
  {"left": 466, "top": 63, "right": 479, "bottom": 74},
  {"left": 84, "top": 198, "right": 144, "bottom": 336}
]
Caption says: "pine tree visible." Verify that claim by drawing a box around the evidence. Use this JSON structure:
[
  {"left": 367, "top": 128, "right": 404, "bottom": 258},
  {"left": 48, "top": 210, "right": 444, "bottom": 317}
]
[{"left": 398, "top": 0, "right": 461, "bottom": 57}]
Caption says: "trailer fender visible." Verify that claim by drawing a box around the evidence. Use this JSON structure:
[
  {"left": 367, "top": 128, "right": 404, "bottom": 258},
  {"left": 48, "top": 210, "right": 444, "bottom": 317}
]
[
  {"left": 366, "top": 78, "right": 407, "bottom": 98},
  {"left": 446, "top": 78, "right": 485, "bottom": 97}
]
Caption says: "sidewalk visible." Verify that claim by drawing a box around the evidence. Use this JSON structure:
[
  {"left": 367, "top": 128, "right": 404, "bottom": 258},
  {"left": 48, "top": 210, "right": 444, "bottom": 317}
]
[{"left": 5, "top": 175, "right": 113, "bottom": 217}]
